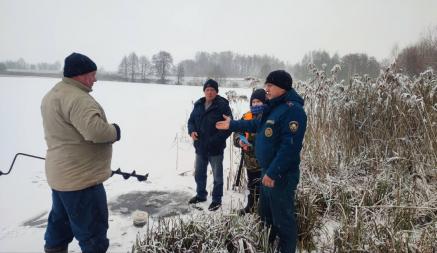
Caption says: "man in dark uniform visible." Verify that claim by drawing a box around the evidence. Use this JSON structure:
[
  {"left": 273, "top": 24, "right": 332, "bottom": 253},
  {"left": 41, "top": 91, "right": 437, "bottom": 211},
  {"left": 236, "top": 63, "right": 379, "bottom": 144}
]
[
  {"left": 216, "top": 70, "right": 307, "bottom": 253},
  {"left": 187, "top": 79, "right": 233, "bottom": 211}
]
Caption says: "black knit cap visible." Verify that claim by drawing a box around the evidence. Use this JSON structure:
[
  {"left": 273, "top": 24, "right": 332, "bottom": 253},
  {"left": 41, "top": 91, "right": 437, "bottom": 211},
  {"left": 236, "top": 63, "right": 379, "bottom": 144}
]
[
  {"left": 63, "top": 52, "right": 97, "bottom": 78},
  {"left": 265, "top": 70, "right": 292, "bottom": 91},
  {"left": 203, "top": 79, "right": 219, "bottom": 92},
  {"left": 250, "top": 89, "right": 266, "bottom": 104}
]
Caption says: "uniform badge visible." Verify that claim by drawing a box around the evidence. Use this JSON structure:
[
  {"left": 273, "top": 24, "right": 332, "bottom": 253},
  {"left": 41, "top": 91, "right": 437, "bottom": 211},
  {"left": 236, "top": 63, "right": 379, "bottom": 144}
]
[
  {"left": 266, "top": 120, "right": 275, "bottom": 125},
  {"left": 289, "top": 121, "right": 299, "bottom": 133},
  {"left": 265, "top": 127, "right": 273, "bottom": 137}
]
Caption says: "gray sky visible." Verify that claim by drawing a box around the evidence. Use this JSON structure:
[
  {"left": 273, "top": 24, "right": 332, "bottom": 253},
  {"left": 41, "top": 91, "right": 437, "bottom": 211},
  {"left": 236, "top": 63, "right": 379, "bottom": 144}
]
[{"left": 1, "top": 0, "right": 436, "bottom": 71}]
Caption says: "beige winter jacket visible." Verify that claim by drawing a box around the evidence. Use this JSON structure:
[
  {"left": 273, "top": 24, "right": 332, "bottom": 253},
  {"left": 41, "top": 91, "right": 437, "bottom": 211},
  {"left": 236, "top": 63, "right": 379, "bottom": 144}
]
[{"left": 41, "top": 77, "right": 118, "bottom": 191}]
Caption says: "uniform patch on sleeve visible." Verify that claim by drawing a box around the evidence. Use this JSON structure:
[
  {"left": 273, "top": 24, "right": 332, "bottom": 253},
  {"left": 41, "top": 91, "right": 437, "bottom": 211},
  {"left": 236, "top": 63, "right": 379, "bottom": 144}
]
[
  {"left": 289, "top": 121, "right": 299, "bottom": 133},
  {"left": 265, "top": 127, "right": 273, "bottom": 137}
]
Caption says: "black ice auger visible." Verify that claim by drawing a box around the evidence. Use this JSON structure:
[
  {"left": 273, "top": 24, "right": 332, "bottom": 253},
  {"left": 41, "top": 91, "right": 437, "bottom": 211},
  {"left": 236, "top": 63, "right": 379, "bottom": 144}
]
[{"left": 0, "top": 152, "right": 148, "bottom": 182}]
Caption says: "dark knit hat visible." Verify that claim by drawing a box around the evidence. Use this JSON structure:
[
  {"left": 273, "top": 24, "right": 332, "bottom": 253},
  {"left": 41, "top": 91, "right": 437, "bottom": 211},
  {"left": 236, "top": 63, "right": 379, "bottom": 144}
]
[
  {"left": 203, "top": 79, "right": 219, "bottom": 92},
  {"left": 250, "top": 89, "right": 266, "bottom": 104},
  {"left": 265, "top": 70, "right": 292, "bottom": 91},
  {"left": 63, "top": 52, "right": 97, "bottom": 78}
]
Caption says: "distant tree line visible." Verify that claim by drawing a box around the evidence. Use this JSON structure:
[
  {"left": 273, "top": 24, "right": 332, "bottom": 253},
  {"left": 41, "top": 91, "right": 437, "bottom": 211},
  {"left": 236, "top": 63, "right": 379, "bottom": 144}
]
[
  {"left": 179, "top": 51, "right": 285, "bottom": 79},
  {"left": 395, "top": 27, "right": 437, "bottom": 76},
  {"left": 289, "top": 51, "right": 381, "bottom": 81},
  {"left": 118, "top": 51, "right": 174, "bottom": 84},
  {"left": 3, "top": 26, "right": 435, "bottom": 83},
  {"left": 0, "top": 58, "right": 61, "bottom": 72},
  {"left": 117, "top": 50, "right": 284, "bottom": 84},
  {"left": 290, "top": 27, "right": 437, "bottom": 81}
]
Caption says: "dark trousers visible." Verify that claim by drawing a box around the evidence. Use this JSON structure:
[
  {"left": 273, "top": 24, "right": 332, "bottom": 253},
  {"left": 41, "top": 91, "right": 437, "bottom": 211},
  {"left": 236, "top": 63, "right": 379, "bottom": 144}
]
[
  {"left": 245, "top": 169, "right": 261, "bottom": 212},
  {"left": 259, "top": 171, "right": 299, "bottom": 253},
  {"left": 194, "top": 154, "right": 224, "bottom": 203},
  {"left": 44, "top": 184, "right": 109, "bottom": 253}
]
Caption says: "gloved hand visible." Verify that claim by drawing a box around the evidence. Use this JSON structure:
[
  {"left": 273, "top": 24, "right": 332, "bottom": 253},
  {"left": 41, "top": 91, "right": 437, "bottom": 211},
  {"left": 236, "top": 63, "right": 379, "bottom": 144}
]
[{"left": 112, "top": 123, "right": 121, "bottom": 142}]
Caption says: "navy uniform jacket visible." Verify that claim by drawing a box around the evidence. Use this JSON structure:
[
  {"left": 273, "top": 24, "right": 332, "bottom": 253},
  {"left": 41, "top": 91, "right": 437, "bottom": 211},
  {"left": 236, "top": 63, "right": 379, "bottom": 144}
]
[
  {"left": 188, "top": 95, "right": 233, "bottom": 156},
  {"left": 229, "top": 89, "right": 307, "bottom": 181}
]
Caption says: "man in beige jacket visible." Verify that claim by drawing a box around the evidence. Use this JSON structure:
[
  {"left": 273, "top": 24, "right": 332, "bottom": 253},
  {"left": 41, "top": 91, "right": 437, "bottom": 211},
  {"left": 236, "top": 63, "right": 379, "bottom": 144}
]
[{"left": 41, "top": 52, "right": 120, "bottom": 253}]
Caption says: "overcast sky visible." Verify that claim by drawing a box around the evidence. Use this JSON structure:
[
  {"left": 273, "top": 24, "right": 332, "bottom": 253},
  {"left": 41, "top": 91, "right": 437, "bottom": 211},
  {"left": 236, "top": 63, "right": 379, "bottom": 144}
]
[{"left": 1, "top": 0, "right": 436, "bottom": 71}]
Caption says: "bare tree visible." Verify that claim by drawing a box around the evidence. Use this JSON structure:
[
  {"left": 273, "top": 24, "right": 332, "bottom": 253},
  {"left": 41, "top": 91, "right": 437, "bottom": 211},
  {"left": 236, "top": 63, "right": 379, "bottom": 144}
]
[
  {"left": 118, "top": 56, "right": 129, "bottom": 80},
  {"left": 339, "top": 53, "right": 380, "bottom": 80},
  {"left": 17, "top": 58, "right": 27, "bottom": 69},
  {"left": 390, "top": 43, "right": 400, "bottom": 62},
  {"left": 139, "top": 55, "right": 151, "bottom": 81},
  {"left": 176, "top": 63, "right": 184, "bottom": 85},
  {"left": 208, "top": 64, "right": 226, "bottom": 84},
  {"left": 152, "top": 51, "right": 173, "bottom": 83},
  {"left": 396, "top": 26, "right": 437, "bottom": 76},
  {"left": 127, "top": 52, "right": 139, "bottom": 82},
  {"left": 259, "top": 63, "right": 272, "bottom": 79}
]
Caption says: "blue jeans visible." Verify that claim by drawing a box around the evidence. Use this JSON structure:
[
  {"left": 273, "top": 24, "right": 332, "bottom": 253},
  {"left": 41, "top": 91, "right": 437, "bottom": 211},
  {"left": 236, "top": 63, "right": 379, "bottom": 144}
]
[
  {"left": 194, "top": 154, "right": 224, "bottom": 203},
  {"left": 259, "top": 170, "right": 299, "bottom": 253},
  {"left": 44, "top": 184, "right": 109, "bottom": 253}
]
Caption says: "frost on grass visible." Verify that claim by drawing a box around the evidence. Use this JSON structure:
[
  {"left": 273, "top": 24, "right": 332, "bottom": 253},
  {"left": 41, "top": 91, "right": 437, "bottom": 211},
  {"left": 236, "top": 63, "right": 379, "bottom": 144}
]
[
  {"left": 294, "top": 65, "right": 437, "bottom": 252},
  {"left": 133, "top": 212, "right": 272, "bottom": 253},
  {"left": 134, "top": 65, "right": 436, "bottom": 252}
]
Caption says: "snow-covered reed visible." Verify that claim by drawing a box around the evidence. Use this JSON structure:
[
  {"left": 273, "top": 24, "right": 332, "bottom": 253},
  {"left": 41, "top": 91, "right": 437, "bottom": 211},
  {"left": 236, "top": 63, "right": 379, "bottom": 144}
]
[
  {"left": 133, "top": 212, "right": 272, "bottom": 253},
  {"left": 134, "top": 65, "right": 436, "bottom": 252},
  {"left": 295, "top": 64, "right": 436, "bottom": 251}
]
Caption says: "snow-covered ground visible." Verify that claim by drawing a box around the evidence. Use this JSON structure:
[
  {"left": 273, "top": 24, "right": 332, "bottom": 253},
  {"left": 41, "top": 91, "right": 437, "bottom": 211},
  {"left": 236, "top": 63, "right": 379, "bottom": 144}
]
[{"left": 0, "top": 76, "right": 252, "bottom": 252}]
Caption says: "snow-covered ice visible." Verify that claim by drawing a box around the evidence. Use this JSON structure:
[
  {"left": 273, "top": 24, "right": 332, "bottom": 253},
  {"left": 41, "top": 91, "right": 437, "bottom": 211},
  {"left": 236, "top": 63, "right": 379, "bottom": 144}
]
[{"left": 0, "top": 76, "right": 252, "bottom": 252}]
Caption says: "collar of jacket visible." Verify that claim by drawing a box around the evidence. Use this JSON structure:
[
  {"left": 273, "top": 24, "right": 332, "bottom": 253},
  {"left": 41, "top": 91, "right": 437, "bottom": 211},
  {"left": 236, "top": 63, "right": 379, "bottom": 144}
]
[
  {"left": 266, "top": 88, "right": 304, "bottom": 109},
  {"left": 266, "top": 92, "right": 287, "bottom": 109},
  {"left": 195, "top": 95, "right": 227, "bottom": 108},
  {"left": 62, "top": 77, "right": 92, "bottom": 93}
]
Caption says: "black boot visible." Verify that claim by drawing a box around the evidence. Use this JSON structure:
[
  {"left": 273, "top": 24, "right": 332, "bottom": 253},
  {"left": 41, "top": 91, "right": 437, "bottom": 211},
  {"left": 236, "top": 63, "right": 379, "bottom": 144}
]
[
  {"left": 246, "top": 170, "right": 261, "bottom": 213},
  {"left": 238, "top": 190, "right": 257, "bottom": 216},
  {"left": 44, "top": 245, "right": 68, "bottom": 253},
  {"left": 268, "top": 227, "right": 278, "bottom": 249},
  {"left": 188, "top": 195, "right": 206, "bottom": 204},
  {"left": 208, "top": 201, "right": 221, "bottom": 211}
]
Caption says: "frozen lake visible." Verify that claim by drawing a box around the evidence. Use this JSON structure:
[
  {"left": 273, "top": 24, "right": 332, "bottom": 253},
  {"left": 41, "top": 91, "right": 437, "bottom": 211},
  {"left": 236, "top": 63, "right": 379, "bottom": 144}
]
[{"left": 0, "top": 76, "right": 252, "bottom": 252}]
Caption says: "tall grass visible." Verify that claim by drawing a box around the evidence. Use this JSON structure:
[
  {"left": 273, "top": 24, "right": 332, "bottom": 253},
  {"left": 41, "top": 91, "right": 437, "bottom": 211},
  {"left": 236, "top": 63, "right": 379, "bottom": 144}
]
[
  {"left": 135, "top": 66, "right": 436, "bottom": 252},
  {"left": 296, "top": 65, "right": 436, "bottom": 252},
  {"left": 132, "top": 213, "right": 273, "bottom": 253}
]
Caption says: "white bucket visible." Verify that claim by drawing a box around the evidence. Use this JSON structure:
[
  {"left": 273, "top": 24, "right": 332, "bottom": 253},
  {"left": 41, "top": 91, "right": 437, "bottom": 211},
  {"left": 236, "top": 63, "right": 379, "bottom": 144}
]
[{"left": 132, "top": 210, "right": 148, "bottom": 227}]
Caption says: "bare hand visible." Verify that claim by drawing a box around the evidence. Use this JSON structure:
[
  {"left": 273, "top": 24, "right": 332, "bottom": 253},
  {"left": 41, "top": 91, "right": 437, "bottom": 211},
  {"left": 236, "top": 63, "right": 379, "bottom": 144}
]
[
  {"left": 191, "top": 132, "right": 198, "bottom": 141},
  {"left": 216, "top": 115, "right": 231, "bottom": 130},
  {"left": 239, "top": 140, "right": 249, "bottom": 150},
  {"left": 262, "top": 175, "right": 275, "bottom": 188}
]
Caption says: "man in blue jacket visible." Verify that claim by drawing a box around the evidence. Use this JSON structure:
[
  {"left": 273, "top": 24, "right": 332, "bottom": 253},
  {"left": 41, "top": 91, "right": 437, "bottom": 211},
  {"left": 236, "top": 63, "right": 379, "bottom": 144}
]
[
  {"left": 216, "top": 70, "right": 307, "bottom": 253},
  {"left": 187, "top": 79, "right": 233, "bottom": 211}
]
